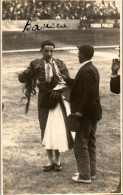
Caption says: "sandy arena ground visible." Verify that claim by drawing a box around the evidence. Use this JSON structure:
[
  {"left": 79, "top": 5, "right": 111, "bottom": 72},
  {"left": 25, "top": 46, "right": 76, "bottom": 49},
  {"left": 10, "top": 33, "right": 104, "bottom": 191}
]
[{"left": 2, "top": 48, "right": 121, "bottom": 194}]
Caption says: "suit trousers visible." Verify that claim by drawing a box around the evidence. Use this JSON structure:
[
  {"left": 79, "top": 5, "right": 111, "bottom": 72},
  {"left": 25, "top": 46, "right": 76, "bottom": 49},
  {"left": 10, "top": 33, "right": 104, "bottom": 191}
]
[{"left": 74, "top": 117, "right": 97, "bottom": 180}]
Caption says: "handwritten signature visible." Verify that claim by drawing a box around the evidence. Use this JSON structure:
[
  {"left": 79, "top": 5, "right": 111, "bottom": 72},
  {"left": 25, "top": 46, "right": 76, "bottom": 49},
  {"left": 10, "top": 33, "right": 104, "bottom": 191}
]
[{"left": 23, "top": 19, "right": 67, "bottom": 32}]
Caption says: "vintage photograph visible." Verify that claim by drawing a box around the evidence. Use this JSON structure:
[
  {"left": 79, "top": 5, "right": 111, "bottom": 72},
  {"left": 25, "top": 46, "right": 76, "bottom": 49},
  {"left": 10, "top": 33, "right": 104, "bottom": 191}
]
[{"left": 2, "top": 0, "right": 121, "bottom": 194}]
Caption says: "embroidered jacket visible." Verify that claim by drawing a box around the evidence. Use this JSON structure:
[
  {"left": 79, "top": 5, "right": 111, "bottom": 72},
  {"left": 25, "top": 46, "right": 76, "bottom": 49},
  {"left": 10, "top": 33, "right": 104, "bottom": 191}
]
[
  {"left": 18, "top": 57, "right": 72, "bottom": 141},
  {"left": 18, "top": 58, "right": 70, "bottom": 108},
  {"left": 18, "top": 58, "right": 70, "bottom": 90}
]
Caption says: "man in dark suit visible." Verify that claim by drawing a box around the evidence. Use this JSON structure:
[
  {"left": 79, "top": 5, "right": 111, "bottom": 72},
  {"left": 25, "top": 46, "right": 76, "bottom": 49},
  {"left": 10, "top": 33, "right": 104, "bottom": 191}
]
[{"left": 64, "top": 45, "right": 102, "bottom": 183}]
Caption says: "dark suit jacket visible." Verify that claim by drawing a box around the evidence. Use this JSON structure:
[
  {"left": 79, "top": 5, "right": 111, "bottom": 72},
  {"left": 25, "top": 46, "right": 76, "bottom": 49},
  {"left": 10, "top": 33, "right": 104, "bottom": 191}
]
[
  {"left": 68, "top": 61, "right": 102, "bottom": 125},
  {"left": 110, "top": 76, "right": 120, "bottom": 94}
]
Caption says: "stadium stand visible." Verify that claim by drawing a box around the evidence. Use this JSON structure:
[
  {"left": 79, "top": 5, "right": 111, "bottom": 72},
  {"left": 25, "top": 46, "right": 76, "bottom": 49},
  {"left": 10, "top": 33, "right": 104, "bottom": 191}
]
[{"left": 2, "top": 0, "right": 120, "bottom": 21}]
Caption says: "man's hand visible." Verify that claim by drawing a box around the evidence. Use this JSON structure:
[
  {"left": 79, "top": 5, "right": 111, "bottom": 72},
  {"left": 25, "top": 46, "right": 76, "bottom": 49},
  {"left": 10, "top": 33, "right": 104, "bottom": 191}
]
[
  {"left": 59, "top": 73, "right": 68, "bottom": 82},
  {"left": 50, "top": 91, "right": 61, "bottom": 100},
  {"left": 75, "top": 112, "right": 83, "bottom": 117},
  {"left": 70, "top": 112, "right": 83, "bottom": 119},
  {"left": 111, "top": 59, "right": 120, "bottom": 75}
]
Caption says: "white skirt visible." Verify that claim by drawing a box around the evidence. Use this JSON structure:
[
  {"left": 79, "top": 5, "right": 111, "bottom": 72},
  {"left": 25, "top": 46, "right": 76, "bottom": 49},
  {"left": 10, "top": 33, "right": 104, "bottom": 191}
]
[{"left": 42, "top": 99, "right": 75, "bottom": 152}]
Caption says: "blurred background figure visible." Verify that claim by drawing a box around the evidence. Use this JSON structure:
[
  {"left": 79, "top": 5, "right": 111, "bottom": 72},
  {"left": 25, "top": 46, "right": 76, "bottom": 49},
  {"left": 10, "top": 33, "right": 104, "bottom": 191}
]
[
  {"left": 110, "top": 46, "right": 120, "bottom": 94},
  {"left": 110, "top": 46, "right": 121, "bottom": 193},
  {"left": 113, "top": 19, "right": 120, "bottom": 28}
]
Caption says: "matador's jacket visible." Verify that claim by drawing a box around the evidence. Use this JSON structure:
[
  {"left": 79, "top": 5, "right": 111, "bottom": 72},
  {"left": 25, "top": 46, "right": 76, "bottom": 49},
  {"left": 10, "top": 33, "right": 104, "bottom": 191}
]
[{"left": 18, "top": 57, "right": 73, "bottom": 148}]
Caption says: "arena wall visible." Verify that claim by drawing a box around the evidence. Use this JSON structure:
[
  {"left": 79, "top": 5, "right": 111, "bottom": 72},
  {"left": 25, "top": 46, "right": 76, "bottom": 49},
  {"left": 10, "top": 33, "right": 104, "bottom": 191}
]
[
  {"left": 2, "top": 20, "right": 120, "bottom": 51},
  {"left": 2, "top": 19, "right": 120, "bottom": 31}
]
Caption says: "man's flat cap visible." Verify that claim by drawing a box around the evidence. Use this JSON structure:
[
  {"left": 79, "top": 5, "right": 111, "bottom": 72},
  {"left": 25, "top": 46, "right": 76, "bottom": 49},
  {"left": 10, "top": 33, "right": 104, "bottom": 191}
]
[{"left": 78, "top": 45, "right": 94, "bottom": 59}]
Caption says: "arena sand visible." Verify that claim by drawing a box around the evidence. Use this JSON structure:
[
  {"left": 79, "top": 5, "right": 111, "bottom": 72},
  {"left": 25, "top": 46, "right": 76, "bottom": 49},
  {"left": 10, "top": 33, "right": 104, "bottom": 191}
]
[{"left": 2, "top": 49, "right": 120, "bottom": 194}]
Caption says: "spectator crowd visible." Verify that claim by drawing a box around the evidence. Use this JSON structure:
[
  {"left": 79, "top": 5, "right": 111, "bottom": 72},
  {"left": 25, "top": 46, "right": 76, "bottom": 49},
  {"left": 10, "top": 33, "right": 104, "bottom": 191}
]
[{"left": 2, "top": 0, "right": 120, "bottom": 20}]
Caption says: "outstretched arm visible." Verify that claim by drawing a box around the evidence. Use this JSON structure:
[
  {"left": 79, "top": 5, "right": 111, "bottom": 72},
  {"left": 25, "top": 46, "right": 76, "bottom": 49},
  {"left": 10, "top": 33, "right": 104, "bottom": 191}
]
[
  {"left": 62, "top": 74, "right": 75, "bottom": 86},
  {"left": 57, "top": 60, "right": 75, "bottom": 87}
]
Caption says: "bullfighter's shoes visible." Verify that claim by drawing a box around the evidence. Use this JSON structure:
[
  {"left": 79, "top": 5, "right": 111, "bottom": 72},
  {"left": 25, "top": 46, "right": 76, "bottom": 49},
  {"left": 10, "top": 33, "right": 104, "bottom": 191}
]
[
  {"left": 72, "top": 175, "right": 91, "bottom": 184},
  {"left": 54, "top": 163, "right": 63, "bottom": 171},
  {"left": 43, "top": 164, "right": 54, "bottom": 172}
]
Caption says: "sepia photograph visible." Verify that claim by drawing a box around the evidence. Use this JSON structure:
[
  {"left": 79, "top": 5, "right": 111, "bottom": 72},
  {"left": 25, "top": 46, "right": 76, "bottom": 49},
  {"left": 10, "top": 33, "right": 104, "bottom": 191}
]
[{"left": 2, "top": 0, "right": 121, "bottom": 194}]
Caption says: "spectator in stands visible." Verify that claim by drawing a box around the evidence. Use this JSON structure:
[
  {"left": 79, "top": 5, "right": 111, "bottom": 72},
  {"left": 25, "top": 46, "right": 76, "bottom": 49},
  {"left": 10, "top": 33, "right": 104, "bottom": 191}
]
[
  {"left": 55, "top": 14, "right": 61, "bottom": 20},
  {"left": 2, "top": 0, "right": 120, "bottom": 20},
  {"left": 78, "top": 16, "right": 88, "bottom": 29},
  {"left": 113, "top": 20, "right": 120, "bottom": 28}
]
